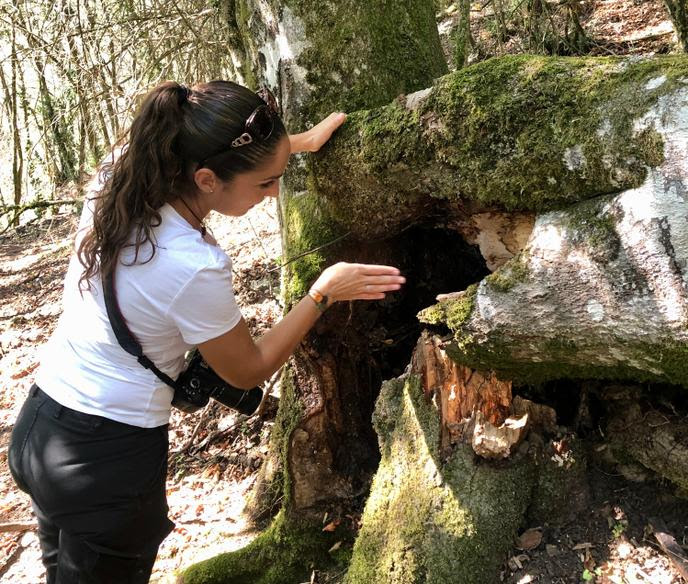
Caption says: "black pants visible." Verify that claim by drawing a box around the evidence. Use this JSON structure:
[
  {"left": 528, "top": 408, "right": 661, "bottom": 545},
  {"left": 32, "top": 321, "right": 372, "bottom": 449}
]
[{"left": 8, "top": 385, "right": 174, "bottom": 584}]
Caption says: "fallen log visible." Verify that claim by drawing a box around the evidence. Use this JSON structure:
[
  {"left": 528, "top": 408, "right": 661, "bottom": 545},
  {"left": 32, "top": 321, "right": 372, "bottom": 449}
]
[
  {"left": 313, "top": 55, "right": 687, "bottom": 240},
  {"left": 419, "top": 75, "right": 688, "bottom": 386}
]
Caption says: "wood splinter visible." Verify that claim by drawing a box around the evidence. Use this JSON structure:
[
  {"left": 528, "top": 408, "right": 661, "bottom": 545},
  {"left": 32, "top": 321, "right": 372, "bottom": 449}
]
[{"left": 411, "top": 331, "right": 557, "bottom": 459}]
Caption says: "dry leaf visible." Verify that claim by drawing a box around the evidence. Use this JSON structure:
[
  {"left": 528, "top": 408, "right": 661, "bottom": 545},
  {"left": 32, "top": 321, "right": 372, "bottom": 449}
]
[
  {"left": 328, "top": 541, "right": 342, "bottom": 553},
  {"left": 515, "top": 527, "right": 543, "bottom": 551},
  {"left": 572, "top": 542, "right": 594, "bottom": 551},
  {"left": 322, "top": 519, "right": 340, "bottom": 532}
]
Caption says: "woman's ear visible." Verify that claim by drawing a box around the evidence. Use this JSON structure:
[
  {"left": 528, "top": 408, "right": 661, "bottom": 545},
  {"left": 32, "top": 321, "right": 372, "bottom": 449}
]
[{"left": 193, "top": 168, "right": 218, "bottom": 194}]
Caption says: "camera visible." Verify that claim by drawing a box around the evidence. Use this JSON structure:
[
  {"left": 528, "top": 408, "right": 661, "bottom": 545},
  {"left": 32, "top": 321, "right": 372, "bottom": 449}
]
[{"left": 171, "top": 351, "right": 263, "bottom": 415}]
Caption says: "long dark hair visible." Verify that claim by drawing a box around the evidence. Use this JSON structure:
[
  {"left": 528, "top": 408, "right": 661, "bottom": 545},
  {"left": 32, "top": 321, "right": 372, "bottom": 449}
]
[{"left": 77, "top": 80, "right": 287, "bottom": 290}]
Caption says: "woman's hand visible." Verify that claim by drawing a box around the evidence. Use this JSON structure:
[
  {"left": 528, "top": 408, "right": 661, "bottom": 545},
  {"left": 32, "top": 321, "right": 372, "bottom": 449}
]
[
  {"left": 312, "top": 262, "right": 405, "bottom": 305},
  {"left": 199, "top": 261, "right": 404, "bottom": 389},
  {"left": 289, "top": 112, "right": 347, "bottom": 154}
]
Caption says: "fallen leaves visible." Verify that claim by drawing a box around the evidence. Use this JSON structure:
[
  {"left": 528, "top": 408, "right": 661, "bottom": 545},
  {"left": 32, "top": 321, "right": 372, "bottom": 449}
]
[
  {"left": 515, "top": 528, "right": 543, "bottom": 551},
  {"left": 322, "top": 519, "right": 340, "bottom": 532}
]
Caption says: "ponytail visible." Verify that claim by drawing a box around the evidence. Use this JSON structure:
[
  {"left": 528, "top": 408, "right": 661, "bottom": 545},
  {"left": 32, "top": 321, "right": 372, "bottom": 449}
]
[{"left": 77, "top": 80, "right": 286, "bottom": 291}]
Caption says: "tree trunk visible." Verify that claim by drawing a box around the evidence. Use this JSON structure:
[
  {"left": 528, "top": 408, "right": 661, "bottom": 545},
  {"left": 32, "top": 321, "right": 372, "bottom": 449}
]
[
  {"left": 180, "top": 2, "right": 448, "bottom": 582},
  {"left": 179, "top": 12, "right": 688, "bottom": 584},
  {"left": 345, "top": 335, "right": 588, "bottom": 583},
  {"left": 665, "top": 0, "right": 688, "bottom": 52},
  {"left": 10, "top": 22, "right": 23, "bottom": 222},
  {"left": 453, "top": 0, "right": 472, "bottom": 69}
]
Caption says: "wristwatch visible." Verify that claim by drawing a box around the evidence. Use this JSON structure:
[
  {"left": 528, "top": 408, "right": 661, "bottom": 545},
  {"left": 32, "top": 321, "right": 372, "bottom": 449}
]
[{"left": 308, "top": 288, "right": 329, "bottom": 312}]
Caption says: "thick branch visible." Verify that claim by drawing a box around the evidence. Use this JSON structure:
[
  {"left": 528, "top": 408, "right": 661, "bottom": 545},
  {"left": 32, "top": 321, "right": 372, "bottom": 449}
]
[{"left": 312, "top": 55, "right": 688, "bottom": 239}]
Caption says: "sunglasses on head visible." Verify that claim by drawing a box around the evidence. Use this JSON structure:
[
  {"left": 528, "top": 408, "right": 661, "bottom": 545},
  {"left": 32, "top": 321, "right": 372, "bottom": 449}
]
[{"left": 197, "top": 87, "right": 279, "bottom": 168}]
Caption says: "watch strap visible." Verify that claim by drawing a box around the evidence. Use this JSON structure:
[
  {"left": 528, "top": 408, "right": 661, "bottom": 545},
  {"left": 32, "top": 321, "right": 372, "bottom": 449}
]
[{"left": 308, "top": 288, "right": 329, "bottom": 312}]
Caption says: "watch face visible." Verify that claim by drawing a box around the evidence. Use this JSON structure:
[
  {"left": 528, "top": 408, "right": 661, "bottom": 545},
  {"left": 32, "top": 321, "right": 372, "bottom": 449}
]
[{"left": 310, "top": 290, "right": 324, "bottom": 302}]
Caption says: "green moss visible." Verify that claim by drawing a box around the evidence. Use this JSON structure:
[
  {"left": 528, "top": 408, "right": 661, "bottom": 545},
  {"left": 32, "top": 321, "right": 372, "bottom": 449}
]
[
  {"left": 418, "top": 284, "right": 478, "bottom": 331},
  {"left": 347, "top": 375, "right": 535, "bottom": 584},
  {"left": 311, "top": 55, "right": 687, "bottom": 238},
  {"left": 268, "top": 367, "right": 304, "bottom": 508},
  {"left": 485, "top": 253, "right": 530, "bottom": 293},
  {"left": 445, "top": 334, "right": 688, "bottom": 388},
  {"left": 282, "top": 190, "right": 343, "bottom": 308},
  {"left": 282, "top": 0, "right": 448, "bottom": 128},
  {"left": 562, "top": 196, "right": 622, "bottom": 262},
  {"left": 179, "top": 510, "right": 333, "bottom": 584},
  {"left": 427, "top": 55, "right": 675, "bottom": 211}
]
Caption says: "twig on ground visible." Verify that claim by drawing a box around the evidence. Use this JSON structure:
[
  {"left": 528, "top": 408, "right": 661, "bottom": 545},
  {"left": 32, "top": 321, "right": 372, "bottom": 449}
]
[
  {"left": 182, "top": 406, "right": 211, "bottom": 453},
  {"left": 0, "top": 522, "right": 37, "bottom": 533}
]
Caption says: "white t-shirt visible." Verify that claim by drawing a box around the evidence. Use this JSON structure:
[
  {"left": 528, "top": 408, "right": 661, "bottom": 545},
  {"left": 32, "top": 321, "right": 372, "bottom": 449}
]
[{"left": 36, "top": 202, "right": 243, "bottom": 428}]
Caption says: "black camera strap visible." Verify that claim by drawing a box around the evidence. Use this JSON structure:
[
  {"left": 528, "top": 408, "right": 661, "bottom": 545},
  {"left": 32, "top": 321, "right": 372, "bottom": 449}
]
[{"left": 102, "top": 271, "right": 180, "bottom": 390}]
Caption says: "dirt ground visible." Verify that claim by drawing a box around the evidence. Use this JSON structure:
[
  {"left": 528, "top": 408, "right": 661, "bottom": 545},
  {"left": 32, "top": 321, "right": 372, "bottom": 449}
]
[{"left": 1, "top": 1, "right": 688, "bottom": 583}]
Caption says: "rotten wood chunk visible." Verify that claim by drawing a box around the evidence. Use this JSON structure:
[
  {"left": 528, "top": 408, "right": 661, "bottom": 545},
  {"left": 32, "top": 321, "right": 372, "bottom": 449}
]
[{"left": 411, "top": 331, "right": 557, "bottom": 459}]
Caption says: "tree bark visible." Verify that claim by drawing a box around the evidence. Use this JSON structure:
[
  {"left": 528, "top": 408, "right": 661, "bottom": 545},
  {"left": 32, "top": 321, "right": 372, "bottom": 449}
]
[
  {"left": 418, "top": 74, "right": 688, "bottom": 386},
  {"left": 665, "top": 0, "right": 688, "bottom": 52},
  {"left": 311, "top": 55, "right": 685, "bottom": 240}
]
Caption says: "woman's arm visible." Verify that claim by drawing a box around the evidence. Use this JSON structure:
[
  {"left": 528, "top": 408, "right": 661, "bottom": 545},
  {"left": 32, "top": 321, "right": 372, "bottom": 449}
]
[
  {"left": 197, "top": 262, "right": 404, "bottom": 388},
  {"left": 289, "top": 112, "right": 347, "bottom": 154}
]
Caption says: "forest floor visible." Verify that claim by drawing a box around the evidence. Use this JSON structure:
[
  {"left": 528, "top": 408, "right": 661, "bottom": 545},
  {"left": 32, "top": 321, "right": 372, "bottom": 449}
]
[{"left": 1, "top": 1, "right": 687, "bottom": 583}]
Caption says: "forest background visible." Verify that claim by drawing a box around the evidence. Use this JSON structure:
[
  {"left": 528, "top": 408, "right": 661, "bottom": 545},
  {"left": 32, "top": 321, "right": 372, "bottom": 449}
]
[{"left": 1, "top": 1, "right": 687, "bottom": 583}]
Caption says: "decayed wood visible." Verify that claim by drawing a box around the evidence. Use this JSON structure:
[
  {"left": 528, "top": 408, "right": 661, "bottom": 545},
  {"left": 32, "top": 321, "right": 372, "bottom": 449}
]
[
  {"left": 451, "top": 212, "right": 535, "bottom": 271},
  {"left": 410, "top": 331, "right": 556, "bottom": 459},
  {"left": 649, "top": 517, "right": 688, "bottom": 582},
  {"left": 425, "top": 82, "right": 688, "bottom": 386},
  {"left": 607, "top": 403, "right": 688, "bottom": 491}
]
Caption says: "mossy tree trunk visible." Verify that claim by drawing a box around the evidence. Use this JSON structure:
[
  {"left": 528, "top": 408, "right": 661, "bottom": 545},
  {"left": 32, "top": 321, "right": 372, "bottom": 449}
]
[
  {"left": 181, "top": 6, "right": 688, "bottom": 581},
  {"left": 240, "top": 0, "right": 448, "bottom": 519},
  {"left": 665, "top": 0, "right": 688, "bottom": 52},
  {"left": 181, "top": 2, "right": 449, "bottom": 582},
  {"left": 452, "top": 0, "right": 472, "bottom": 69}
]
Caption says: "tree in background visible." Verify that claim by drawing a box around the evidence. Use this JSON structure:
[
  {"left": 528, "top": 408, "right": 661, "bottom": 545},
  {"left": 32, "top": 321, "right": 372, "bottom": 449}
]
[{"left": 0, "top": 0, "right": 235, "bottom": 224}]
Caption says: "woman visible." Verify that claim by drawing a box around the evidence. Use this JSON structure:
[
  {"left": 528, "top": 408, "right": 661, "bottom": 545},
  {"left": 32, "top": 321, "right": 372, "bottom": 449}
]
[{"left": 8, "top": 80, "right": 405, "bottom": 583}]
